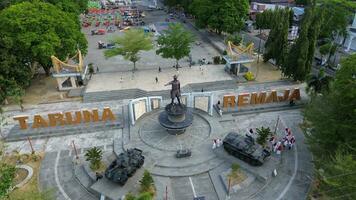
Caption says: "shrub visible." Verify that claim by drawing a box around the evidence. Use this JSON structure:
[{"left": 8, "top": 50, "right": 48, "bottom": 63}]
[
  {"left": 85, "top": 147, "right": 103, "bottom": 170},
  {"left": 125, "top": 192, "right": 153, "bottom": 200},
  {"left": 136, "top": 192, "right": 153, "bottom": 200},
  {"left": 125, "top": 192, "right": 136, "bottom": 200},
  {"left": 222, "top": 50, "right": 227, "bottom": 55},
  {"left": 244, "top": 71, "right": 255, "bottom": 81},
  {"left": 0, "top": 163, "right": 16, "bottom": 198},
  {"left": 226, "top": 34, "right": 242, "bottom": 45},
  {"left": 88, "top": 64, "right": 94, "bottom": 74},
  {"left": 231, "top": 163, "right": 240, "bottom": 173},
  {"left": 213, "top": 56, "right": 221, "bottom": 64},
  {"left": 220, "top": 58, "right": 227, "bottom": 64},
  {"left": 140, "top": 170, "right": 154, "bottom": 194},
  {"left": 256, "top": 127, "right": 272, "bottom": 146}
]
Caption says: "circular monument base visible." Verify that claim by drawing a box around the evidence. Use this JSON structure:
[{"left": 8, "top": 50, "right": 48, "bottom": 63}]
[{"left": 159, "top": 104, "right": 194, "bottom": 135}]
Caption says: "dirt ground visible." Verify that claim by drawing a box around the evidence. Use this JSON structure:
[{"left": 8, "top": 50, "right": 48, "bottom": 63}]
[
  {"left": 5, "top": 74, "right": 81, "bottom": 109},
  {"left": 245, "top": 56, "right": 283, "bottom": 82}
]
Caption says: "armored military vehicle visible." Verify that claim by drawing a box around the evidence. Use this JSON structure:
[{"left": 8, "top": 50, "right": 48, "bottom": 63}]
[
  {"left": 105, "top": 148, "right": 145, "bottom": 185},
  {"left": 223, "top": 132, "right": 271, "bottom": 166}
]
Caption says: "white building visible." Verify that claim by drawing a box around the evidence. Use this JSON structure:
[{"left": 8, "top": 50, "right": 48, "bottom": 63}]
[{"left": 341, "top": 13, "right": 356, "bottom": 52}]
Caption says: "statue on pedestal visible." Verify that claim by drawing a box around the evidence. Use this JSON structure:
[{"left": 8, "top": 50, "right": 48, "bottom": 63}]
[
  {"left": 159, "top": 75, "right": 193, "bottom": 135},
  {"left": 165, "top": 75, "right": 181, "bottom": 105}
]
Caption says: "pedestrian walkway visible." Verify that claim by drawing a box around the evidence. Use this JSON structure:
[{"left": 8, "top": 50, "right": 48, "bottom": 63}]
[
  {"left": 85, "top": 64, "right": 232, "bottom": 93},
  {"left": 39, "top": 151, "right": 97, "bottom": 200}
]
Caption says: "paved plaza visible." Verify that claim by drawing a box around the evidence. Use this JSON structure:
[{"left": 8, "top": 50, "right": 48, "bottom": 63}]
[
  {"left": 86, "top": 65, "right": 232, "bottom": 92},
  {"left": 2, "top": 80, "right": 312, "bottom": 200},
  {"left": 83, "top": 9, "right": 220, "bottom": 73},
  {"left": 1, "top": 1, "right": 313, "bottom": 200}
]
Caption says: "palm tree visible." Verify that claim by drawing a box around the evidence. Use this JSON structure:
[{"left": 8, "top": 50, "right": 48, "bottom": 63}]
[
  {"left": 85, "top": 147, "right": 103, "bottom": 170},
  {"left": 307, "top": 69, "right": 332, "bottom": 94},
  {"left": 256, "top": 127, "right": 272, "bottom": 147}
]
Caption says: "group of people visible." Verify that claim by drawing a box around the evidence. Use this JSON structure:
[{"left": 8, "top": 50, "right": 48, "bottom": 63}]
[
  {"left": 270, "top": 128, "right": 296, "bottom": 155},
  {"left": 212, "top": 138, "right": 222, "bottom": 149}
]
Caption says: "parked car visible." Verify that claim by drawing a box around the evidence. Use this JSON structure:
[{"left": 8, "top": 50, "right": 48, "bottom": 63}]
[{"left": 91, "top": 29, "right": 106, "bottom": 35}]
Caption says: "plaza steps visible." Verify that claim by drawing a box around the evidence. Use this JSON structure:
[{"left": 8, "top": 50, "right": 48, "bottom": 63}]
[
  {"left": 74, "top": 164, "right": 95, "bottom": 189},
  {"left": 150, "top": 156, "right": 225, "bottom": 177}
]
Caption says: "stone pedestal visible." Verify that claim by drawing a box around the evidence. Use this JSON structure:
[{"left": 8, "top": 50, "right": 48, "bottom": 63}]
[{"left": 159, "top": 103, "right": 193, "bottom": 135}]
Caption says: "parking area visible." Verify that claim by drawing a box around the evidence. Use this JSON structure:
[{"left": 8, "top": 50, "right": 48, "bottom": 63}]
[{"left": 82, "top": 9, "right": 221, "bottom": 73}]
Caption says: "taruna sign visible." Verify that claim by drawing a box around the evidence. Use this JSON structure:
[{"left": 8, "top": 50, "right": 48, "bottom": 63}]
[
  {"left": 13, "top": 107, "right": 116, "bottom": 130},
  {"left": 223, "top": 88, "right": 301, "bottom": 108}
]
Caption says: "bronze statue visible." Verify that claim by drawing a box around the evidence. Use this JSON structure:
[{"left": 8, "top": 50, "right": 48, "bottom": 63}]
[{"left": 165, "top": 75, "right": 181, "bottom": 104}]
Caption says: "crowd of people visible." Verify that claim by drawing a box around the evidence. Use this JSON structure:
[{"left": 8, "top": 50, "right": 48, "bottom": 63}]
[{"left": 270, "top": 128, "right": 296, "bottom": 155}]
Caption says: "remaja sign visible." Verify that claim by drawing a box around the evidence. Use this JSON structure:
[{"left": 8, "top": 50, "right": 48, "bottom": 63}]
[
  {"left": 222, "top": 88, "right": 301, "bottom": 108},
  {"left": 13, "top": 107, "right": 116, "bottom": 130}
]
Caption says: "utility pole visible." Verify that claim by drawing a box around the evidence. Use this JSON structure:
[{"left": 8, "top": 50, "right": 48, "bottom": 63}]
[
  {"left": 274, "top": 115, "right": 280, "bottom": 135},
  {"left": 165, "top": 185, "right": 168, "bottom": 200},
  {"left": 72, "top": 140, "right": 79, "bottom": 159},
  {"left": 27, "top": 136, "right": 35, "bottom": 154},
  {"left": 257, "top": 28, "right": 262, "bottom": 64}
]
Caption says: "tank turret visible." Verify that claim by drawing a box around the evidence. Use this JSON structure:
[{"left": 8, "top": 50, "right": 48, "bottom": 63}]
[
  {"left": 105, "top": 148, "right": 145, "bottom": 185},
  {"left": 223, "top": 132, "right": 271, "bottom": 166}
]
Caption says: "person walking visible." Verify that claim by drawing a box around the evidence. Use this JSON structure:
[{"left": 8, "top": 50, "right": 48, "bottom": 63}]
[
  {"left": 158, "top": 66, "right": 161, "bottom": 73},
  {"left": 155, "top": 77, "right": 158, "bottom": 83},
  {"left": 95, "top": 172, "right": 103, "bottom": 181},
  {"left": 212, "top": 139, "right": 217, "bottom": 149},
  {"left": 289, "top": 136, "right": 296, "bottom": 149},
  {"left": 216, "top": 138, "right": 222, "bottom": 147}
]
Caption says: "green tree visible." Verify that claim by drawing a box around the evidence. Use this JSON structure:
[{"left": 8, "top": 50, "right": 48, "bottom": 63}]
[
  {"left": 295, "top": 0, "right": 310, "bottom": 6},
  {"left": 256, "top": 127, "right": 272, "bottom": 147},
  {"left": 189, "top": 0, "right": 213, "bottom": 28},
  {"left": 231, "top": 163, "right": 240, "bottom": 173},
  {"left": 0, "top": 163, "right": 16, "bottom": 198},
  {"left": 7, "top": 86, "right": 25, "bottom": 112},
  {"left": 164, "top": 0, "right": 178, "bottom": 8},
  {"left": 263, "top": 8, "right": 290, "bottom": 67},
  {"left": 156, "top": 23, "right": 194, "bottom": 70},
  {"left": 319, "top": 149, "right": 356, "bottom": 199},
  {"left": 0, "top": 108, "right": 7, "bottom": 138},
  {"left": 125, "top": 192, "right": 136, "bottom": 200},
  {"left": 124, "top": 192, "right": 153, "bottom": 200},
  {"left": 139, "top": 170, "right": 154, "bottom": 193},
  {"left": 1, "top": 0, "right": 88, "bottom": 12},
  {"left": 255, "top": 9, "right": 275, "bottom": 30},
  {"left": 220, "top": 0, "right": 249, "bottom": 34},
  {"left": 283, "top": 7, "right": 322, "bottom": 81},
  {"left": 0, "top": 43, "right": 32, "bottom": 104},
  {"left": 0, "top": 1, "right": 87, "bottom": 75},
  {"left": 190, "top": 0, "right": 248, "bottom": 34},
  {"left": 319, "top": 43, "right": 337, "bottom": 64},
  {"left": 85, "top": 147, "right": 103, "bottom": 170},
  {"left": 319, "top": 43, "right": 330, "bottom": 64},
  {"left": 317, "top": 0, "right": 355, "bottom": 41},
  {"left": 0, "top": 140, "right": 15, "bottom": 198},
  {"left": 306, "top": 69, "right": 332, "bottom": 94},
  {"left": 135, "top": 192, "right": 153, "bottom": 200},
  {"left": 105, "top": 29, "right": 153, "bottom": 71},
  {"left": 304, "top": 54, "right": 356, "bottom": 159}
]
